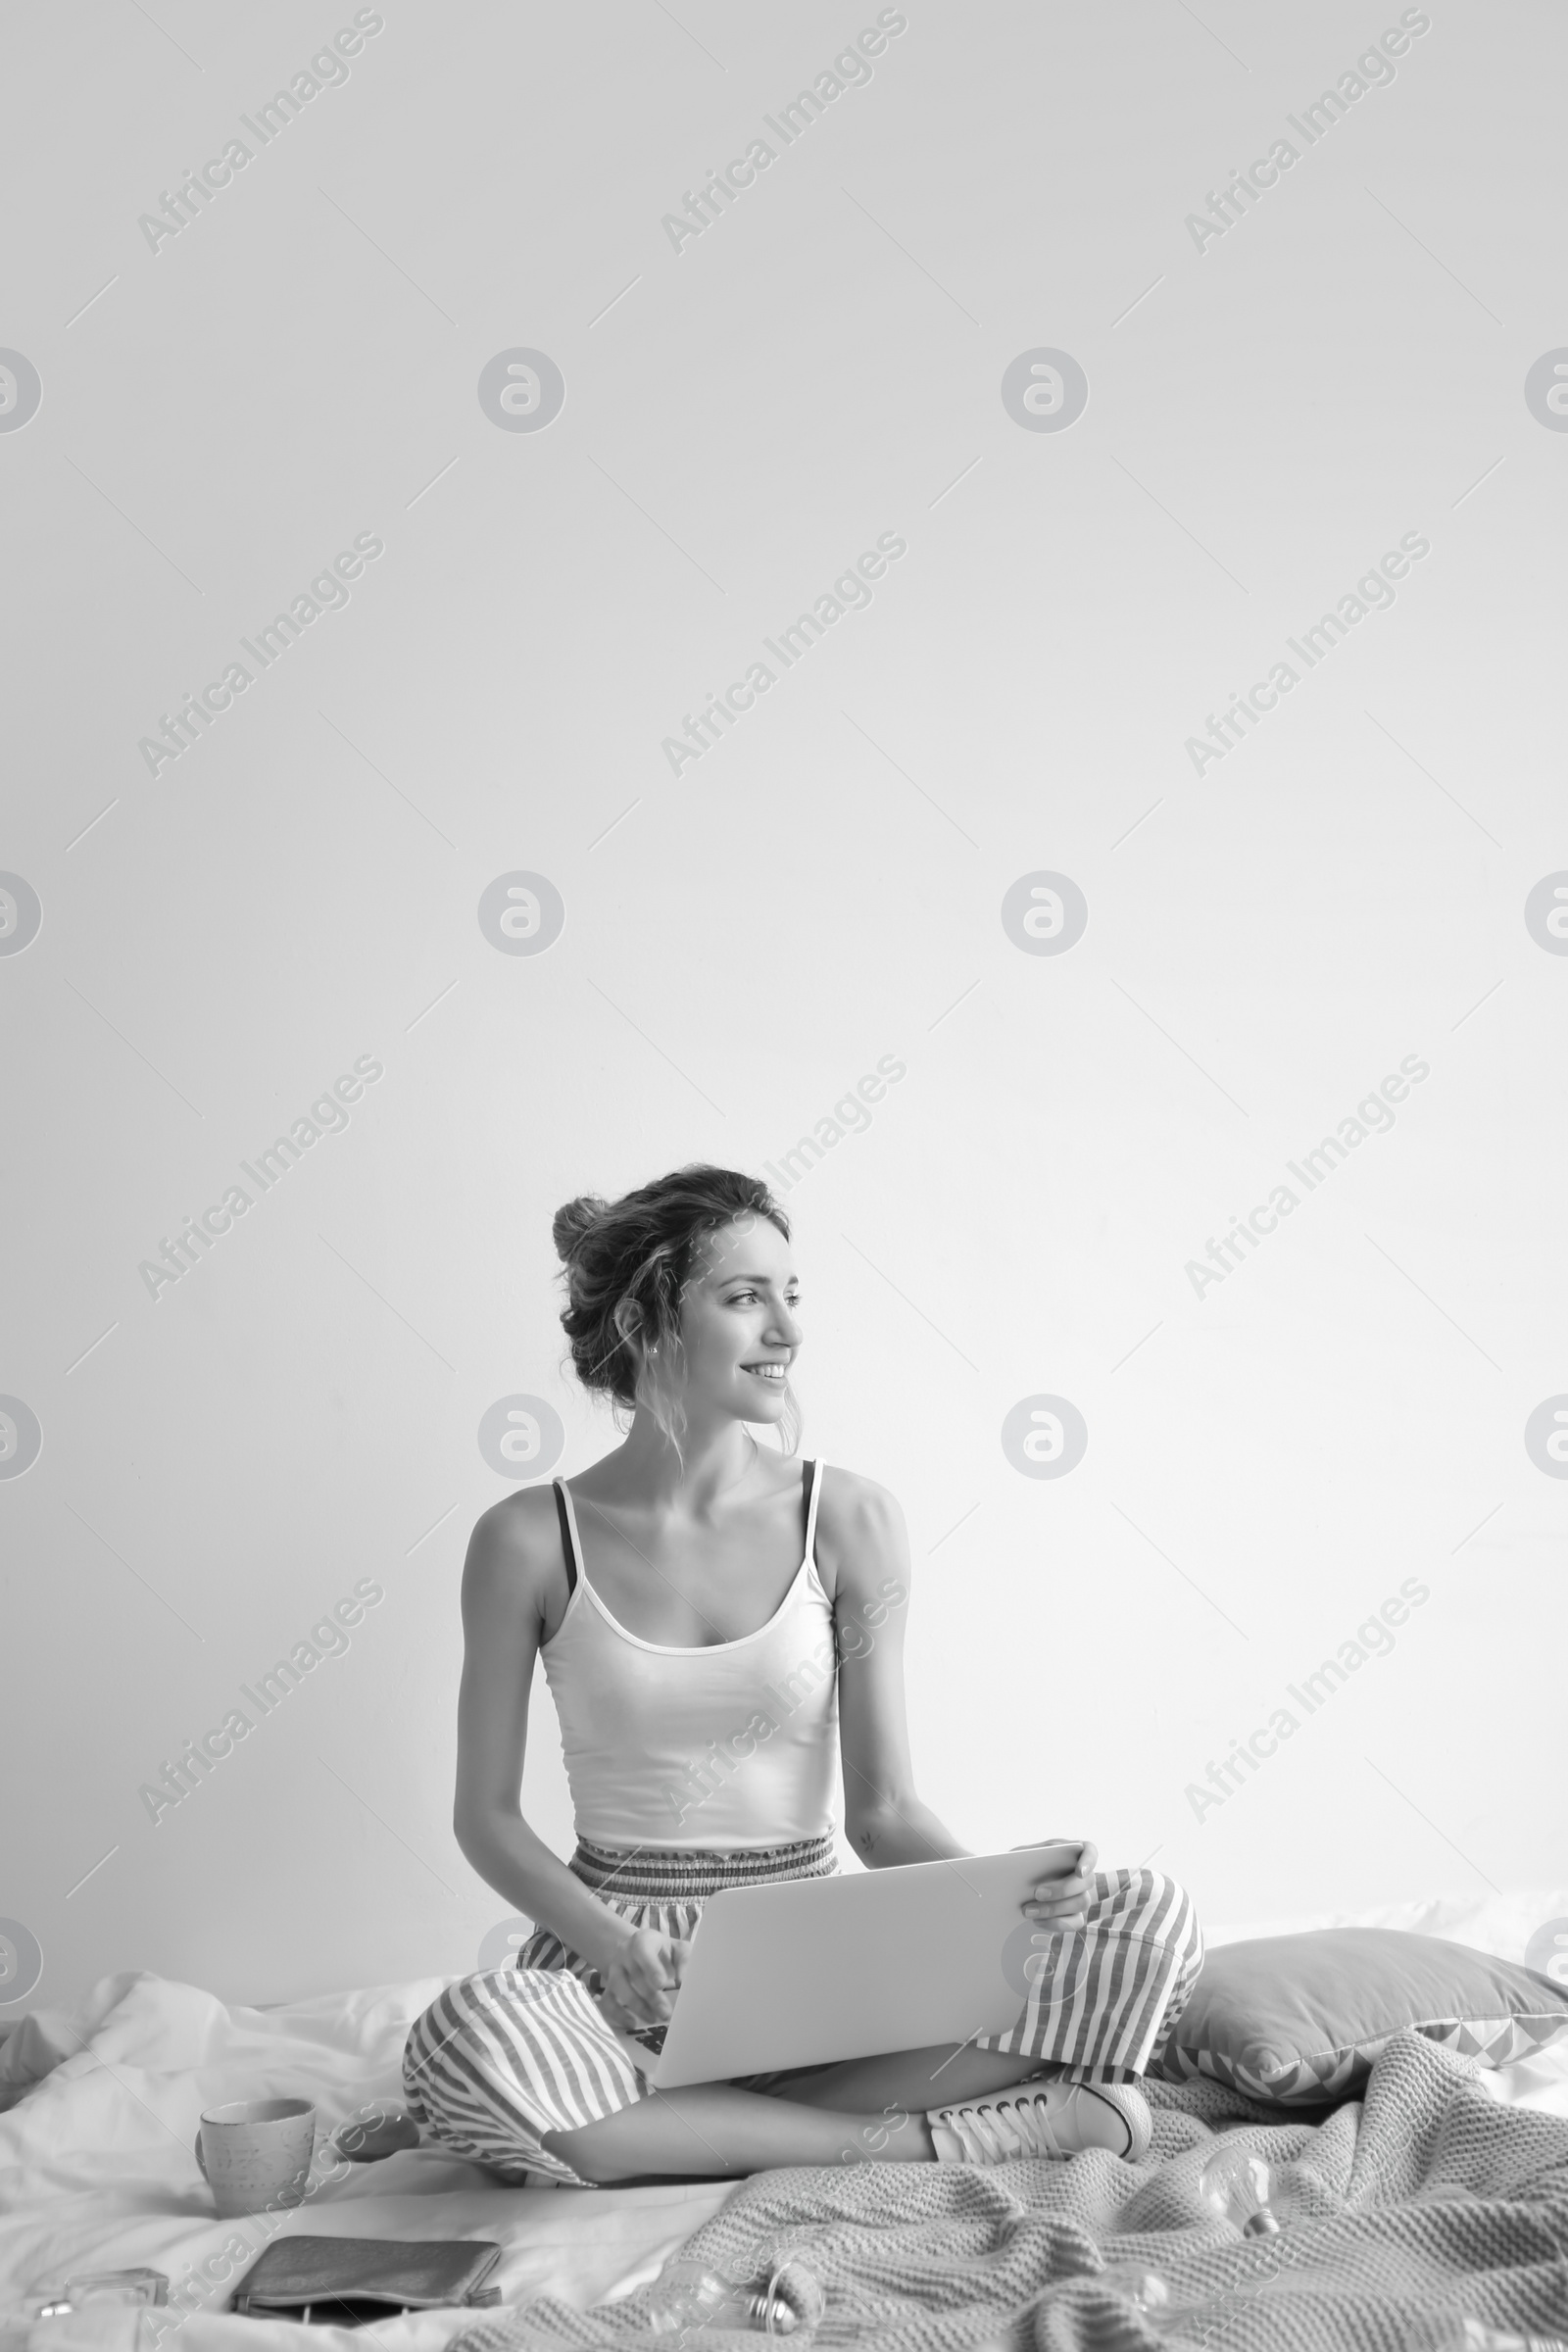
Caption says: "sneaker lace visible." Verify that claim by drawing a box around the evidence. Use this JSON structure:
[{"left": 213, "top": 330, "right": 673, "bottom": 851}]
[{"left": 955, "top": 2092, "right": 1063, "bottom": 2163}]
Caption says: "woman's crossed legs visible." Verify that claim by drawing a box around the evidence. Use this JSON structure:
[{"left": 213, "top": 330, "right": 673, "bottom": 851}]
[
  {"left": 403, "top": 1869, "right": 1201, "bottom": 2186},
  {"left": 545, "top": 2040, "right": 1054, "bottom": 2181}
]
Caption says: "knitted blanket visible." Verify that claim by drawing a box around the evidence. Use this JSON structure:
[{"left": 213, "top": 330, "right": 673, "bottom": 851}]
[{"left": 448, "top": 2030, "right": 1568, "bottom": 2351}]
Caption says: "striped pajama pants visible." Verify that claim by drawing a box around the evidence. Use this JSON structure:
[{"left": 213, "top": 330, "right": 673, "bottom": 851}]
[{"left": 401, "top": 1837, "right": 1203, "bottom": 2188}]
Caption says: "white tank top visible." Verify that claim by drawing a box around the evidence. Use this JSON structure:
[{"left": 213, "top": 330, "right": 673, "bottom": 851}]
[{"left": 539, "top": 1460, "right": 840, "bottom": 1851}]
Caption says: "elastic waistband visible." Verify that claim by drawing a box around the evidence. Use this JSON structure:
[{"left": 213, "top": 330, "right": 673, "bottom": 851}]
[{"left": 569, "top": 1834, "right": 838, "bottom": 1904}]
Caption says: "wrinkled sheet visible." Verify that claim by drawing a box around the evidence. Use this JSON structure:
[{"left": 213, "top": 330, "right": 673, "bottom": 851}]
[
  {"left": 0, "top": 1971, "right": 733, "bottom": 2352},
  {"left": 3, "top": 1889, "right": 1566, "bottom": 2352}
]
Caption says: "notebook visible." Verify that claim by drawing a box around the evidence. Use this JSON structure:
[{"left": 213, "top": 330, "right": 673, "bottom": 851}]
[{"left": 231, "top": 2235, "right": 503, "bottom": 2322}]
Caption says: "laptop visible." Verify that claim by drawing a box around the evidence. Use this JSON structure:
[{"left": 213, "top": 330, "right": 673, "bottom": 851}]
[{"left": 644, "top": 1841, "right": 1084, "bottom": 2089}]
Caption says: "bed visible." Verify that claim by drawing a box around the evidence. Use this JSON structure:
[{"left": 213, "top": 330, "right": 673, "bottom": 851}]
[{"left": 4, "top": 1886, "right": 1566, "bottom": 2352}]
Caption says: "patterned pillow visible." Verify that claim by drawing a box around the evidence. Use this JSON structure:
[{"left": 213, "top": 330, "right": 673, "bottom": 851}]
[{"left": 1156, "top": 1927, "right": 1568, "bottom": 2106}]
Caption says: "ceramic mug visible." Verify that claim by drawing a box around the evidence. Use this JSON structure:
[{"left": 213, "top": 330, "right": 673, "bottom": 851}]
[{"left": 195, "top": 2097, "right": 316, "bottom": 2218}]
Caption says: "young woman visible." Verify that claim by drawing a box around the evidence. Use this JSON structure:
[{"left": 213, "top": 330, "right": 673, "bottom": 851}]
[{"left": 403, "top": 1167, "right": 1202, "bottom": 2186}]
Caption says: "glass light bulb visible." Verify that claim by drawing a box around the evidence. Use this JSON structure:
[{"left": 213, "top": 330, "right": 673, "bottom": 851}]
[
  {"left": 648, "top": 2256, "right": 821, "bottom": 2338},
  {"left": 647, "top": 2261, "right": 746, "bottom": 2334},
  {"left": 760, "top": 2262, "right": 823, "bottom": 2337},
  {"left": 749, "top": 2233, "right": 827, "bottom": 2335},
  {"left": 1098, "top": 2263, "right": 1175, "bottom": 2321},
  {"left": 1200, "top": 2143, "right": 1289, "bottom": 2236}
]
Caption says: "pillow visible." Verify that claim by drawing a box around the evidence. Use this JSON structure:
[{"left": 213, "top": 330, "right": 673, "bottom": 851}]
[{"left": 1156, "top": 1928, "right": 1568, "bottom": 2106}]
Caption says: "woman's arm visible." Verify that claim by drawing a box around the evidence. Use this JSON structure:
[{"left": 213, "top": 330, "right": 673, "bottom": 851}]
[
  {"left": 818, "top": 1470, "right": 970, "bottom": 1867},
  {"left": 452, "top": 1494, "right": 639, "bottom": 1979}
]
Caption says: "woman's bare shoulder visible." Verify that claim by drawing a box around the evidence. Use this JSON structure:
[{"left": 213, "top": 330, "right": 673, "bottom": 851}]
[
  {"left": 813, "top": 1463, "right": 909, "bottom": 1605},
  {"left": 462, "top": 1486, "right": 568, "bottom": 1618},
  {"left": 816, "top": 1461, "right": 906, "bottom": 1538}
]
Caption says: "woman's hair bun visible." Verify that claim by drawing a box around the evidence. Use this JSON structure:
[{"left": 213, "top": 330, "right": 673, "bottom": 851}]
[{"left": 552, "top": 1194, "right": 609, "bottom": 1263}]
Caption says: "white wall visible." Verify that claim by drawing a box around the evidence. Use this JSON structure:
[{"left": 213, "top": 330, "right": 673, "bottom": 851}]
[{"left": 3, "top": 0, "right": 1564, "bottom": 2018}]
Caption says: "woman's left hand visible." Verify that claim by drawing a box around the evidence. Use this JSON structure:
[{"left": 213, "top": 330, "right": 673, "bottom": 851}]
[{"left": 1020, "top": 1839, "right": 1098, "bottom": 1927}]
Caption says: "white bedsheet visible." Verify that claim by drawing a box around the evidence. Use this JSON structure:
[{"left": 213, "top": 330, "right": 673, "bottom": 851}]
[
  {"left": 3, "top": 1888, "right": 1565, "bottom": 2352},
  {"left": 0, "top": 1971, "right": 734, "bottom": 2352}
]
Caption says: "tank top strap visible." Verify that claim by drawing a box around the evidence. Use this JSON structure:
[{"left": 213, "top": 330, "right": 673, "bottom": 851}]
[
  {"left": 804, "top": 1455, "right": 827, "bottom": 1568},
  {"left": 552, "top": 1477, "right": 580, "bottom": 1596},
  {"left": 554, "top": 1463, "right": 823, "bottom": 1605}
]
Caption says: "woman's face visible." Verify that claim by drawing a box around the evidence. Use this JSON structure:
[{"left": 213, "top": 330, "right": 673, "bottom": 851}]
[{"left": 666, "top": 1214, "right": 801, "bottom": 1429}]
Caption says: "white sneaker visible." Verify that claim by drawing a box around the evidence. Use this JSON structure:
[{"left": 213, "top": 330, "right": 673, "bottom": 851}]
[{"left": 926, "top": 2079, "right": 1152, "bottom": 2166}]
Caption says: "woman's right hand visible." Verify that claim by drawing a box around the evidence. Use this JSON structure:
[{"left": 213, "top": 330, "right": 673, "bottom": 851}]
[{"left": 601, "top": 1928, "right": 690, "bottom": 2031}]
